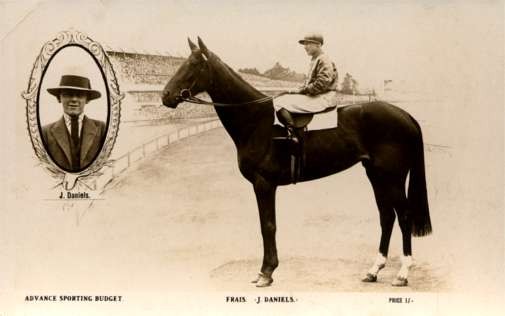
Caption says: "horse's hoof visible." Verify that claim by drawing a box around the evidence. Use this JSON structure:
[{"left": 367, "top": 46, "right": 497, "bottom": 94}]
[
  {"left": 253, "top": 273, "right": 273, "bottom": 287},
  {"left": 392, "top": 277, "right": 408, "bottom": 287},
  {"left": 251, "top": 274, "right": 260, "bottom": 283},
  {"left": 362, "top": 273, "right": 377, "bottom": 283}
]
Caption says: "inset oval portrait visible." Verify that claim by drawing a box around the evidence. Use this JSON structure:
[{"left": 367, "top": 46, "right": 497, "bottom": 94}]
[{"left": 23, "top": 30, "right": 122, "bottom": 189}]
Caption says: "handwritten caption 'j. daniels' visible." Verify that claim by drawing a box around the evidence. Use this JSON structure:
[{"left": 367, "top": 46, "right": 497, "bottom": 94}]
[{"left": 25, "top": 295, "right": 122, "bottom": 303}]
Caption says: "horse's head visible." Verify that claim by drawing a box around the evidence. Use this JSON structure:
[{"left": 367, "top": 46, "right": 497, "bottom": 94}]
[{"left": 162, "top": 37, "right": 212, "bottom": 108}]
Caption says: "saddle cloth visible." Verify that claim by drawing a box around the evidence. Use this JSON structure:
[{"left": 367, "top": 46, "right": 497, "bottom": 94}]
[{"left": 274, "top": 91, "right": 344, "bottom": 130}]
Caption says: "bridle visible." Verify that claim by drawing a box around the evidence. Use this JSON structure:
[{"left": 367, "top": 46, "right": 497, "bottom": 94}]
[{"left": 176, "top": 58, "right": 288, "bottom": 107}]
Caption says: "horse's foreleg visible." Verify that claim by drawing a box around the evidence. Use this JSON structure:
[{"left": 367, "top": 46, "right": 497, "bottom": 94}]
[{"left": 251, "top": 179, "right": 278, "bottom": 287}]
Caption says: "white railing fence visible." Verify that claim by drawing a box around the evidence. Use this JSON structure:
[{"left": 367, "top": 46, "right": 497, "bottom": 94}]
[{"left": 94, "top": 119, "right": 221, "bottom": 191}]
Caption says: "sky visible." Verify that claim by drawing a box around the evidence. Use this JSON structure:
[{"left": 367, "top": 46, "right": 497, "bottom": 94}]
[{"left": 2, "top": 0, "right": 503, "bottom": 92}]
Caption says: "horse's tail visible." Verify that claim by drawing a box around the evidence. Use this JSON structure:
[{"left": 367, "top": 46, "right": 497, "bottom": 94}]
[{"left": 408, "top": 116, "right": 432, "bottom": 237}]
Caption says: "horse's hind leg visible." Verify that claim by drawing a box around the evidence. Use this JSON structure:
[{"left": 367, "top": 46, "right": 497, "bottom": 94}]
[
  {"left": 362, "top": 170, "right": 396, "bottom": 283},
  {"left": 392, "top": 184, "right": 413, "bottom": 287},
  {"left": 365, "top": 169, "right": 413, "bottom": 286},
  {"left": 251, "top": 178, "right": 278, "bottom": 287}
]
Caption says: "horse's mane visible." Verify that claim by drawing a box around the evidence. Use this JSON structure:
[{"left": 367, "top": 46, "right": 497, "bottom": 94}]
[{"left": 209, "top": 53, "right": 266, "bottom": 98}]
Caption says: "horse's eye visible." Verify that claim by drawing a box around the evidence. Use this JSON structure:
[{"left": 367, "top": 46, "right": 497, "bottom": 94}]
[{"left": 188, "top": 57, "right": 201, "bottom": 65}]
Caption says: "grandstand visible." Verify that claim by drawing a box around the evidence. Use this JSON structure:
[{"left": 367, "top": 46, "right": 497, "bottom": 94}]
[
  {"left": 106, "top": 50, "right": 213, "bottom": 123},
  {"left": 105, "top": 49, "right": 298, "bottom": 124},
  {"left": 107, "top": 51, "right": 184, "bottom": 85}
]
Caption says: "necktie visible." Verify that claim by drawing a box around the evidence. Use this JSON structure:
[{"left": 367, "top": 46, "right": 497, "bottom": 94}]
[{"left": 70, "top": 116, "right": 80, "bottom": 170}]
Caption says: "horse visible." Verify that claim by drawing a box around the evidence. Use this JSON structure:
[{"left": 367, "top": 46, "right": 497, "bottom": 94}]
[{"left": 161, "top": 37, "right": 432, "bottom": 287}]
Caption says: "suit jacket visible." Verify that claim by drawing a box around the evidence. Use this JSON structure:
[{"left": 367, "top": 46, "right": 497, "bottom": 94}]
[
  {"left": 300, "top": 53, "right": 338, "bottom": 96},
  {"left": 42, "top": 116, "right": 106, "bottom": 172}
]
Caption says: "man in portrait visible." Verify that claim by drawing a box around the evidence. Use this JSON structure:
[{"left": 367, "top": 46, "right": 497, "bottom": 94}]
[{"left": 41, "top": 73, "right": 106, "bottom": 172}]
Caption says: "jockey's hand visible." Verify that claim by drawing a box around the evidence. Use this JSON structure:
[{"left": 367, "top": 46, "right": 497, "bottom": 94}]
[{"left": 287, "top": 88, "right": 302, "bottom": 94}]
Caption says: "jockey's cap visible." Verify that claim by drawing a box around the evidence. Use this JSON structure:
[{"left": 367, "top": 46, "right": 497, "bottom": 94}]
[{"left": 298, "top": 33, "right": 324, "bottom": 46}]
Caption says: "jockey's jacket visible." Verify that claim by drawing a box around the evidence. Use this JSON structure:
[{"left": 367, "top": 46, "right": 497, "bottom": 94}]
[{"left": 300, "top": 52, "right": 338, "bottom": 95}]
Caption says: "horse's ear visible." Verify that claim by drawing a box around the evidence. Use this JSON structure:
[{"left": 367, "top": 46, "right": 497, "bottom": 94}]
[
  {"left": 197, "top": 36, "right": 209, "bottom": 58},
  {"left": 188, "top": 37, "right": 198, "bottom": 52}
]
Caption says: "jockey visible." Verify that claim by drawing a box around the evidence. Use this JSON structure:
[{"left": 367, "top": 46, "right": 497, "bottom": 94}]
[
  {"left": 294, "top": 33, "right": 338, "bottom": 97},
  {"left": 275, "top": 33, "right": 338, "bottom": 141}
]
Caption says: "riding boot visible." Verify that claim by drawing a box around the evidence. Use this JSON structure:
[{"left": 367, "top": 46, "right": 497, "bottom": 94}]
[
  {"left": 286, "top": 127, "right": 299, "bottom": 144},
  {"left": 276, "top": 108, "right": 299, "bottom": 144},
  {"left": 294, "top": 127, "right": 306, "bottom": 181},
  {"left": 276, "top": 108, "right": 305, "bottom": 182}
]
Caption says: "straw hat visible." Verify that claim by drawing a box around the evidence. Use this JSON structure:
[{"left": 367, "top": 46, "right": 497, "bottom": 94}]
[{"left": 47, "top": 74, "right": 101, "bottom": 101}]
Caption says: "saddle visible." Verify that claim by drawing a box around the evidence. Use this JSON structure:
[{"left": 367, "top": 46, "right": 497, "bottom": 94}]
[
  {"left": 274, "top": 106, "right": 337, "bottom": 184},
  {"left": 276, "top": 106, "right": 336, "bottom": 129}
]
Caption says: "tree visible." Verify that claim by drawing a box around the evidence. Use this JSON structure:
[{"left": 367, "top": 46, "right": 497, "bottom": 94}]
[
  {"left": 351, "top": 78, "right": 359, "bottom": 94},
  {"left": 341, "top": 73, "right": 360, "bottom": 94},
  {"left": 263, "top": 62, "right": 305, "bottom": 82},
  {"left": 341, "top": 73, "right": 353, "bottom": 94},
  {"left": 239, "top": 62, "right": 306, "bottom": 82},
  {"left": 238, "top": 67, "right": 262, "bottom": 76}
]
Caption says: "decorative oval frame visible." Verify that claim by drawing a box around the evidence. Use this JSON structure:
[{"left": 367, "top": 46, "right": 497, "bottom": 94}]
[{"left": 23, "top": 30, "right": 124, "bottom": 190}]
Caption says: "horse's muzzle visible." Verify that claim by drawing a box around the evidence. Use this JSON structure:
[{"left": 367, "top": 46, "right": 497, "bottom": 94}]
[{"left": 161, "top": 92, "right": 180, "bottom": 108}]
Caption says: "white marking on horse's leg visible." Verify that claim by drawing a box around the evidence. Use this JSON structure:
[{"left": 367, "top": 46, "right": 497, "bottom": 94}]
[
  {"left": 362, "top": 253, "right": 387, "bottom": 282},
  {"left": 252, "top": 272, "right": 273, "bottom": 287},
  {"left": 397, "top": 255, "right": 413, "bottom": 279},
  {"left": 367, "top": 253, "right": 387, "bottom": 275},
  {"left": 392, "top": 255, "right": 413, "bottom": 286}
]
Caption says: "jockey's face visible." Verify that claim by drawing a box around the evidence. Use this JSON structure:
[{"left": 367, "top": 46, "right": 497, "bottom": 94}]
[{"left": 303, "top": 42, "right": 321, "bottom": 57}]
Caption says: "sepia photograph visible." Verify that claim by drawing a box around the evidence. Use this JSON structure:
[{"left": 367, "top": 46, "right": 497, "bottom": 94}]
[{"left": 0, "top": 1, "right": 503, "bottom": 315}]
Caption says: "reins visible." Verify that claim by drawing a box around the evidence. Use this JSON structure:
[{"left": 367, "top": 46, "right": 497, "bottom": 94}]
[
  {"left": 179, "top": 89, "right": 288, "bottom": 107},
  {"left": 176, "top": 57, "right": 289, "bottom": 107}
]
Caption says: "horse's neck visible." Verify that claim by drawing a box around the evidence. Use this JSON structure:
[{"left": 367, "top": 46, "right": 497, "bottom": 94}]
[{"left": 206, "top": 63, "right": 274, "bottom": 153}]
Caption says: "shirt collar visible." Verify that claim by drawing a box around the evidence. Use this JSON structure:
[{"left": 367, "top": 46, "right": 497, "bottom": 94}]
[{"left": 63, "top": 113, "right": 84, "bottom": 136}]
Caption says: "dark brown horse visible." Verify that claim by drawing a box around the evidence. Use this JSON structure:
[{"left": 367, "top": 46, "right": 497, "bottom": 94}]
[{"left": 162, "top": 37, "right": 432, "bottom": 287}]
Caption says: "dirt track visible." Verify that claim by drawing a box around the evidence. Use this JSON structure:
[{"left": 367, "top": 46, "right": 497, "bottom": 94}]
[
  {"left": 7, "top": 108, "right": 502, "bottom": 297},
  {"left": 95, "top": 126, "right": 449, "bottom": 292}
]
